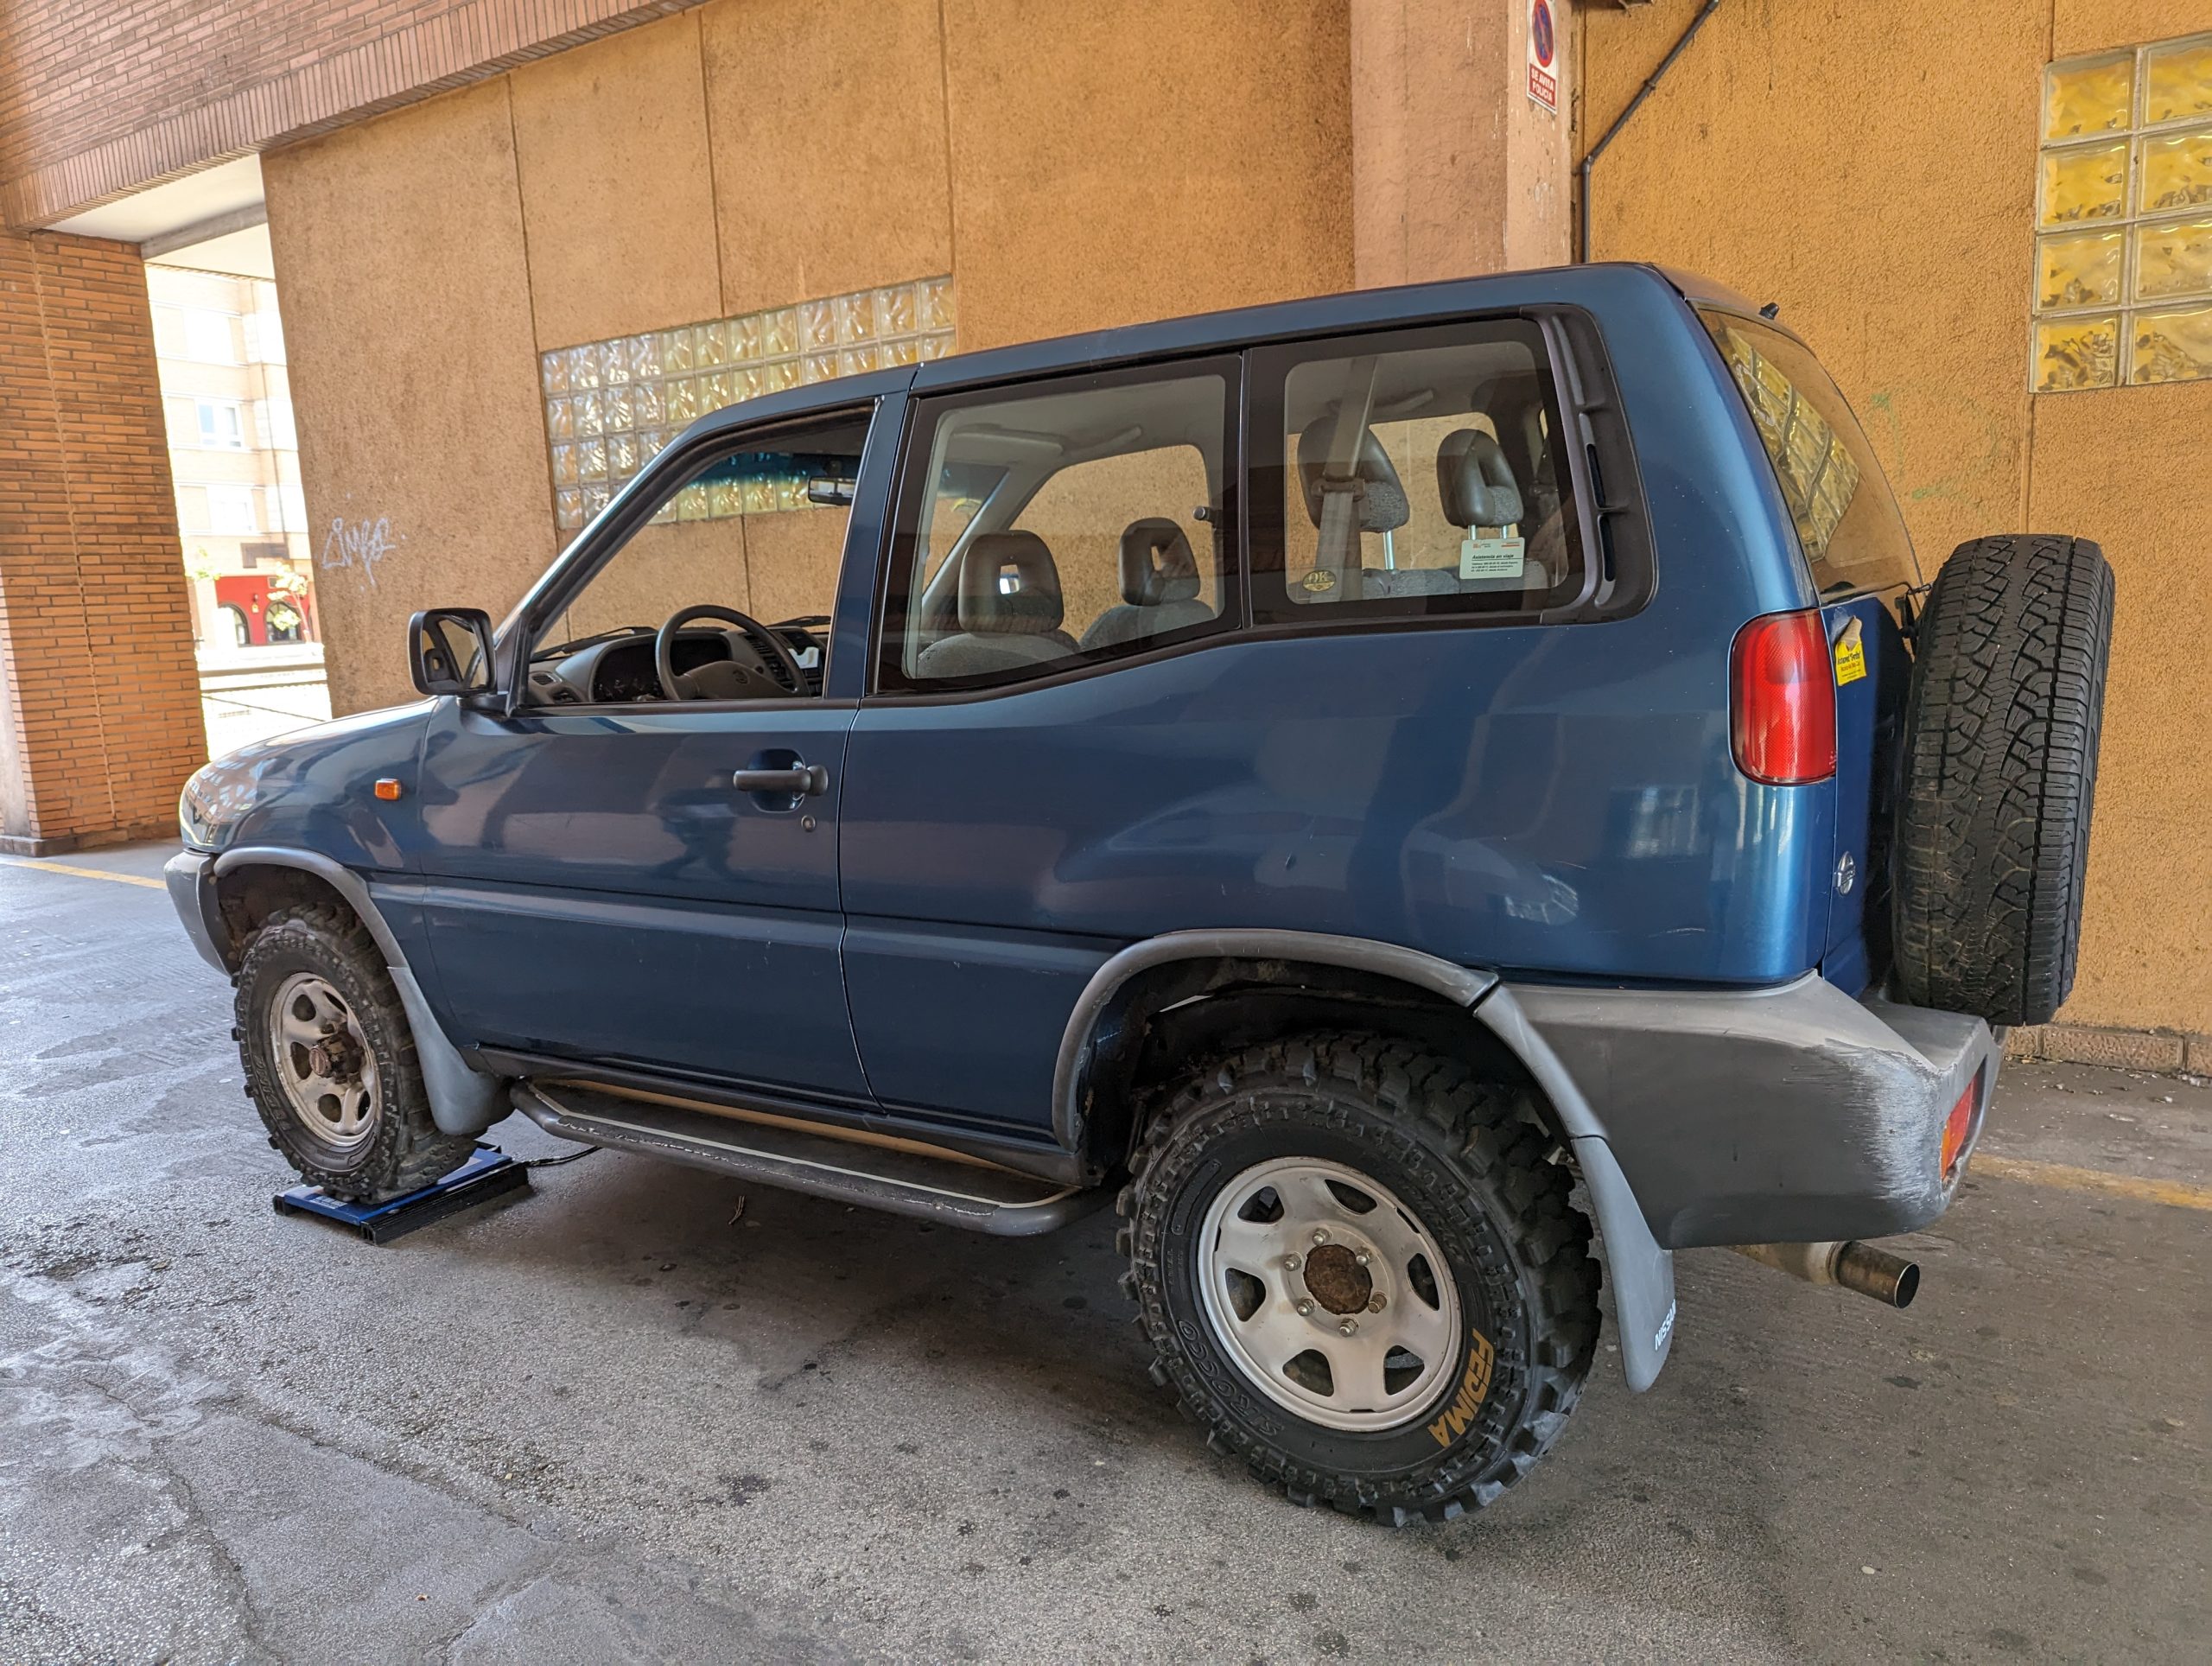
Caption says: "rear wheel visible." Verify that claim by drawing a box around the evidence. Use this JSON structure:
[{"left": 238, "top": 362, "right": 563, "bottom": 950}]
[
  {"left": 1118, "top": 1033, "right": 1599, "bottom": 1524},
  {"left": 234, "top": 903, "right": 472, "bottom": 1200},
  {"left": 1892, "top": 533, "right": 2114, "bottom": 1026}
]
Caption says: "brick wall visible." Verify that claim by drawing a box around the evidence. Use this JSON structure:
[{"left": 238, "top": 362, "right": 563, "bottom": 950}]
[
  {"left": 0, "top": 0, "right": 707, "bottom": 228},
  {"left": 0, "top": 229, "right": 204, "bottom": 852}
]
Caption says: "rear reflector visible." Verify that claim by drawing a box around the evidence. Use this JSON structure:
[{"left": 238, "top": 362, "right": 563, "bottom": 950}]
[
  {"left": 1731, "top": 610, "right": 1837, "bottom": 785},
  {"left": 1941, "top": 1078, "right": 1978, "bottom": 1182}
]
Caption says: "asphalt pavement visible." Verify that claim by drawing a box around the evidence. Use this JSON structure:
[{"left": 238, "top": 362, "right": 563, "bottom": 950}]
[{"left": 2, "top": 844, "right": 2206, "bottom": 1663}]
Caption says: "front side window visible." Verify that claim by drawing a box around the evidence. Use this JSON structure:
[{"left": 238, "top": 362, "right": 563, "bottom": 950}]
[
  {"left": 1251, "top": 321, "right": 1585, "bottom": 625},
  {"left": 525, "top": 410, "right": 868, "bottom": 704},
  {"left": 883, "top": 367, "right": 1233, "bottom": 690},
  {"left": 1698, "top": 309, "right": 1921, "bottom": 600}
]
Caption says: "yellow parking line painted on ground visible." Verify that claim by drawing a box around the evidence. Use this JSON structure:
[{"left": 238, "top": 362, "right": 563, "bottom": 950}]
[
  {"left": 1974, "top": 1153, "right": 2212, "bottom": 1212},
  {"left": 0, "top": 855, "right": 166, "bottom": 890}
]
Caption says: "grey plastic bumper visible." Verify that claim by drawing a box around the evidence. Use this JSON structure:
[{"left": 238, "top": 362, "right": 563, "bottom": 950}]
[
  {"left": 1509, "top": 973, "right": 1999, "bottom": 1250},
  {"left": 165, "top": 849, "right": 230, "bottom": 973}
]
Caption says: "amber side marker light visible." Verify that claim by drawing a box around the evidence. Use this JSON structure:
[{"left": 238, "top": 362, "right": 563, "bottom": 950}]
[
  {"left": 1941, "top": 1077, "right": 1979, "bottom": 1184},
  {"left": 1730, "top": 609, "right": 1837, "bottom": 785},
  {"left": 372, "top": 779, "right": 404, "bottom": 801}
]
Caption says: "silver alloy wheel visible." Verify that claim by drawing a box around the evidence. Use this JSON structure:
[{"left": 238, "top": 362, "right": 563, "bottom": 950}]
[
  {"left": 1196, "top": 1155, "right": 1464, "bottom": 1433},
  {"left": 266, "top": 970, "right": 380, "bottom": 1152}
]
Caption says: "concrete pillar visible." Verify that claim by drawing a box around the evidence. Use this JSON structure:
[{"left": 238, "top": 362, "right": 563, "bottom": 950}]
[
  {"left": 0, "top": 229, "right": 204, "bottom": 854},
  {"left": 1350, "top": 0, "right": 1574, "bottom": 287}
]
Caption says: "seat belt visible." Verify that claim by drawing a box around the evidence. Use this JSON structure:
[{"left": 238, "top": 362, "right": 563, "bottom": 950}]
[{"left": 1312, "top": 358, "right": 1378, "bottom": 589}]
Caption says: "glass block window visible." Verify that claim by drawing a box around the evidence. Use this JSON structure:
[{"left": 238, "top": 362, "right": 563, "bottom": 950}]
[
  {"left": 2035, "top": 35, "right": 2212, "bottom": 390},
  {"left": 539, "top": 276, "right": 955, "bottom": 531}
]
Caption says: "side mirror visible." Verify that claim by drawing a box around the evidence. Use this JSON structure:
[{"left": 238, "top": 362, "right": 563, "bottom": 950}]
[{"left": 409, "top": 607, "right": 495, "bottom": 696}]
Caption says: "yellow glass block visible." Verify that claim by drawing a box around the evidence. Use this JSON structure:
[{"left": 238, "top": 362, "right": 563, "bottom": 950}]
[
  {"left": 916, "top": 330, "right": 953, "bottom": 360},
  {"left": 762, "top": 357, "right": 799, "bottom": 392},
  {"left": 838, "top": 345, "right": 880, "bottom": 377},
  {"left": 761, "top": 309, "right": 799, "bottom": 356},
  {"left": 799, "top": 299, "right": 836, "bottom": 352},
  {"left": 2033, "top": 313, "right": 2120, "bottom": 390},
  {"left": 728, "top": 366, "right": 764, "bottom": 403},
  {"left": 728, "top": 313, "right": 764, "bottom": 362},
  {"left": 2136, "top": 217, "right": 2212, "bottom": 299},
  {"left": 2131, "top": 303, "right": 2212, "bottom": 382},
  {"left": 835, "top": 291, "right": 877, "bottom": 344},
  {"left": 801, "top": 352, "right": 837, "bottom": 384},
  {"left": 702, "top": 372, "right": 734, "bottom": 409},
  {"left": 2037, "top": 230, "right": 2124, "bottom": 308},
  {"left": 632, "top": 381, "right": 664, "bottom": 427},
  {"left": 2141, "top": 127, "right": 2212, "bottom": 213},
  {"left": 882, "top": 335, "right": 921, "bottom": 366},
  {"left": 639, "top": 429, "right": 668, "bottom": 461},
  {"left": 550, "top": 442, "right": 579, "bottom": 487},
  {"left": 664, "top": 376, "right": 698, "bottom": 423},
  {"left": 2041, "top": 140, "right": 2129, "bottom": 226},
  {"left": 564, "top": 343, "right": 600, "bottom": 389},
  {"left": 573, "top": 390, "right": 603, "bottom": 437},
  {"left": 2145, "top": 35, "right": 2212, "bottom": 126},
  {"left": 555, "top": 487, "right": 584, "bottom": 531},
  {"left": 544, "top": 397, "right": 574, "bottom": 441},
  {"left": 598, "top": 339, "right": 630, "bottom": 385},
  {"left": 658, "top": 327, "right": 695, "bottom": 373},
  {"left": 772, "top": 475, "right": 810, "bottom": 512},
  {"left": 2044, "top": 52, "right": 2133, "bottom": 140},
  {"left": 874, "top": 283, "right": 917, "bottom": 338},
  {"left": 741, "top": 477, "right": 777, "bottom": 514},
  {"left": 576, "top": 438, "right": 607, "bottom": 480},
  {"left": 709, "top": 480, "right": 745, "bottom": 518},
  {"left": 916, "top": 277, "right": 955, "bottom": 331},
  {"left": 676, "top": 483, "right": 709, "bottom": 522},
  {"left": 582, "top": 483, "right": 611, "bottom": 518},
  {"left": 604, "top": 385, "right": 634, "bottom": 432},
  {"left": 539, "top": 352, "right": 568, "bottom": 395},
  {"left": 608, "top": 433, "right": 638, "bottom": 476},
  {"left": 696, "top": 321, "right": 730, "bottom": 368}
]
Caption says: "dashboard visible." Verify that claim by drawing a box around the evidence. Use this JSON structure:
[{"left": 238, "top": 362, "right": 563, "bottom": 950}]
[{"left": 524, "top": 626, "right": 823, "bottom": 705}]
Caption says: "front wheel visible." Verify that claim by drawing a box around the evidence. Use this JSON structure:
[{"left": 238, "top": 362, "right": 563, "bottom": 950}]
[
  {"left": 1117, "top": 1034, "right": 1600, "bottom": 1524},
  {"left": 233, "top": 902, "right": 473, "bottom": 1201}
]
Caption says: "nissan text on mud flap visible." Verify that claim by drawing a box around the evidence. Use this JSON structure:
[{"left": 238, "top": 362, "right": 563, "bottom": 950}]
[{"left": 168, "top": 264, "right": 2112, "bottom": 1525}]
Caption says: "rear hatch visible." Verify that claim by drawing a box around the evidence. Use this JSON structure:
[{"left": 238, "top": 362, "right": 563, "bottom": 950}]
[{"left": 1695, "top": 308, "right": 1924, "bottom": 996}]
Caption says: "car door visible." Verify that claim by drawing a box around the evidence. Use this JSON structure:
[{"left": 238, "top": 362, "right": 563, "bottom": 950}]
[{"left": 407, "top": 399, "right": 893, "bottom": 1104}]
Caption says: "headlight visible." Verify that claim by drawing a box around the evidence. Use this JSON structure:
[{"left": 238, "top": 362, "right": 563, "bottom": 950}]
[{"left": 179, "top": 760, "right": 256, "bottom": 849}]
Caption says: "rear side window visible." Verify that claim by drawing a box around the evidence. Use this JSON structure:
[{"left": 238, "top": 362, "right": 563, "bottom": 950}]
[
  {"left": 1697, "top": 310, "right": 1923, "bottom": 599},
  {"left": 1250, "top": 320, "right": 1586, "bottom": 624},
  {"left": 880, "top": 364, "right": 1235, "bottom": 692}
]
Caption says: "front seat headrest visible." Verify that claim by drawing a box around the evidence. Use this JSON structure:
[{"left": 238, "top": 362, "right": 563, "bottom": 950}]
[
  {"left": 1437, "top": 428, "right": 1525, "bottom": 528},
  {"left": 957, "top": 531, "right": 1065, "bottom": 635},
  {"left": 1295, "top": 416, "right": 1409, "bottom": 532},
  {"left": 1119, "top": 518, "right": 1202, "bottom": 606}
]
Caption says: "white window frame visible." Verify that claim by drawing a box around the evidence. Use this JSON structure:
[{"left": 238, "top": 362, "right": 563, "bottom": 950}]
[
  {"left": 180, "top": 308, "right": 239, "bottom": 365},
  {"left": 194, "top": 399, "right": 247, "bottom": 449},
  {"left": 204, "top": 483, "right": 260, "bottom": 536}
]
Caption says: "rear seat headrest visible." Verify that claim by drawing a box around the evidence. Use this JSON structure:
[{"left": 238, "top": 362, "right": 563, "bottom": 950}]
[
  {"left": 1119, "top": 518, "right": 1201, "bottom": 606},
  {"left": 957, "top": 531, "right": 1065, "bottom": 635},
  {"left": 1296, "top": 416, "right": 1410, "bottom": 533},
  {"left": 1437, "top": 429, "right": 1525, "bottom": 529}
]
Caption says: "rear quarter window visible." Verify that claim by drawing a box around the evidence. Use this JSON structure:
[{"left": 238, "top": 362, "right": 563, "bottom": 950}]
[{"left": 1697, "top": 309, "right": 1923, "bottom": 601}]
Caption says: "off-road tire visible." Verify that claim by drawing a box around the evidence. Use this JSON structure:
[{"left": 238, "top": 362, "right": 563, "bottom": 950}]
[
  {"left": 1893, "top": 534, "right": 2113, "bottom": 1027},
  {"left": 1117, "top": 1033, "right": 1600, "bottom": 1525},
  {"left": 233, "top": 902, "right": 472, "bottom": 1201}
]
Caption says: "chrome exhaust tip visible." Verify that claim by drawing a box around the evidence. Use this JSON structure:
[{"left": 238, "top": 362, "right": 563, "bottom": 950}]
[{"left": 1731, "top": 1239, "right": 1920, "bottom": 1308}]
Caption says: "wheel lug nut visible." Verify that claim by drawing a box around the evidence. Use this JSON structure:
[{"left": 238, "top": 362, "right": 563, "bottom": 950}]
[
  {"left": 1296, "top": 1300, "right": 1314, "bottom": 1316},
  {"left": 1354, "top": 1251, "right": 1370, "bottom": 1267},
  {"left": 1312, "top": 1228, "right": 1330, "bottom": 1245},
  {"left": 1368, "top": 1293, "right": 1388, "bottom": 1313},
  {"left": 1338, "top": 1319, "right": 1358, "bottom": 1336},
  {"left": 1281, "top": 1254, "right": 1301, "bottom": 1271}
]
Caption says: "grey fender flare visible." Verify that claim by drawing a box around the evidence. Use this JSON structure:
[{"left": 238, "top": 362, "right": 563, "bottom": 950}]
[
  {"left": 1051, "top": 928, "right": 1676, "bottom": 1391},
  {"left": 212, "top": 846, "right": 508, "bottom": 1139}
]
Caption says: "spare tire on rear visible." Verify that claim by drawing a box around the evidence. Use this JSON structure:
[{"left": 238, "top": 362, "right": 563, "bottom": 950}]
[{"left": 1891, "top": 534, "right": 2114, "bottom": 1027}]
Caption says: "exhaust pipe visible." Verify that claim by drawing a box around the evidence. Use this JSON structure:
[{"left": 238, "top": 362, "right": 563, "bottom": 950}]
[{"left": 1731, "top": 1240, "right": 1920, "bottom": 1308}]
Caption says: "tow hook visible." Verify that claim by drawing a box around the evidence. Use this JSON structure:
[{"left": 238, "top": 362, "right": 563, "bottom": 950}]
[{"left": 1731, "top": 1240, "right": 1921, "bottom": 1308}]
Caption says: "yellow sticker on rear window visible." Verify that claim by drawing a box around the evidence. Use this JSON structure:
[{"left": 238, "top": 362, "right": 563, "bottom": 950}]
[{"left": 1834, "top": 630, "right": 1867, "bottom": 685}]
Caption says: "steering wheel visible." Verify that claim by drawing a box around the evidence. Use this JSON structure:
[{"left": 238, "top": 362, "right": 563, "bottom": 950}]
[{"left": 654, "top": 604, "right": 809, "bottom": 702}]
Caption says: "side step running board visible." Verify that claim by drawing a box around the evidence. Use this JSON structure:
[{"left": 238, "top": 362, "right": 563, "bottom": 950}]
[{"left": 511, "top": 1081, "right": 1105, "bottom": 1237}]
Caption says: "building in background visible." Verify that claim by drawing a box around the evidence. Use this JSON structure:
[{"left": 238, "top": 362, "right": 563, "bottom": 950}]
[
  {"left": 144, "top": 261, "right": 333, "bottom": 754},
  {"left": 1, "top": 0, "right": 2209, "bottom": 1060}
]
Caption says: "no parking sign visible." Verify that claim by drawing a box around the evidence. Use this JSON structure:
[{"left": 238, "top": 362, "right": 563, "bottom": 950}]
[{"left": 1527, "top": 0, "right": 1559, "bottom": 111}]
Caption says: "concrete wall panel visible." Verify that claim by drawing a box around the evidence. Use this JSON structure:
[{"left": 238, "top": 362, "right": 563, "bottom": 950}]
[
  {"left": 264, "top": 81, "right": 556, "bottom": 715},
  {"left": 941, "top": 0, "right": 1354, "bottom": 350},
  {"left": 2055, "top": 3, "right": 2212, "bottom": 56},
  {"left": 512, "top": 12, "right": 723, "bottom": 348},
  {"left": 699, "top": 0, "right": 955, "bottom": 315}
]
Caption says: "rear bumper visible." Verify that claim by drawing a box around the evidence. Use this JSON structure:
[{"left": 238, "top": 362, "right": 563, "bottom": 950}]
[
  {"left": 165, "top": 848, "right": 231, "bottom": 974},
  {"left": 1510, "top": 973, "right": 1997, "bottom": 1249}
]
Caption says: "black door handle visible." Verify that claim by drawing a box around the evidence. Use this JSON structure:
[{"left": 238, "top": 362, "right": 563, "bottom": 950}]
[{"left": 730, "top": 764, "right": 830, "bottom": 796}]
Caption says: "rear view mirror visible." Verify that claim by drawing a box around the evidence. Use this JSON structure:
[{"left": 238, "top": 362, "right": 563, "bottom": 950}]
[{"left": 409, "top": 608, "right": 494, "bottom": 696}]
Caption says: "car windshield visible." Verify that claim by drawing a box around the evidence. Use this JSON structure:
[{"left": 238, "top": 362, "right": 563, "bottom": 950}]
[{"left": 1697, "top": 308, "right": 1922, "bottom": 601}]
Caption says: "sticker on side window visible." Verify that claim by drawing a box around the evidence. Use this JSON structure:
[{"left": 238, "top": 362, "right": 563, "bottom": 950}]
[{"left": 1459, "top": 531, "right": 1526, "bottom": 582}]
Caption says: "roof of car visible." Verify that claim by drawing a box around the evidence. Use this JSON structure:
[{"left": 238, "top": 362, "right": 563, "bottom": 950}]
[{"left": 690, "top": 261, "right": 1701, "bottom": 441}]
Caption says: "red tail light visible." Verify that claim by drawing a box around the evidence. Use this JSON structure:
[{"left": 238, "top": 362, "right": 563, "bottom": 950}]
[
  {"left": 1731, "top": 610, "right": 1837, "bottom": 785},
  {"left": 1941, "top": 1077, "right": 1979, "bottom": 1183}
]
